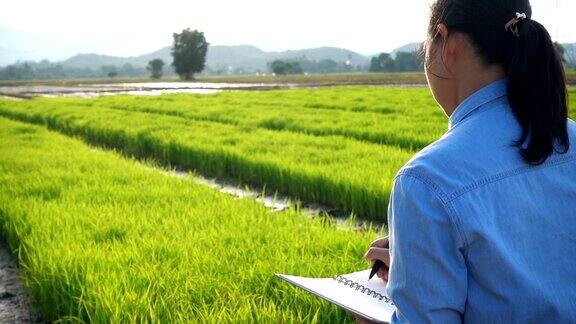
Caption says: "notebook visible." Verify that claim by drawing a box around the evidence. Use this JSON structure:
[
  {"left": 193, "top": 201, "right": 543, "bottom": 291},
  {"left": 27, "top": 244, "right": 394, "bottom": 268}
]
[{"left": 275, "top": 269, "right": 395, "bottom": 323}]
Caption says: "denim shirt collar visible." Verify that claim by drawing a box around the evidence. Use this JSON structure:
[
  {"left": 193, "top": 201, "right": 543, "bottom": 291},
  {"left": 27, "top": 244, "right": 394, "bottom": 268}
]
[{"left": 448, "top": 79, "right": 508, "bottom": 130}]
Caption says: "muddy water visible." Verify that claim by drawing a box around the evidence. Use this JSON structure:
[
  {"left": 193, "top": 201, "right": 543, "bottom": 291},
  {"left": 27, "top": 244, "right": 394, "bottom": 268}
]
[
  {"left": 0, "top": 96, "right": 23, "bottom": 101},
  {"left": 42, "top": 88, "right": 221, "bottom": 98},
  {"left": 92, "top": 82, "right": 289, "bottom": 89},
  {"left": 0, "top": 81, "right": 430, "bottom": 99},
  {"left": 0, "top": 82, "right": 293, "bottom": 98},
  {"left": 170, "top": 170, "right": 385, "bottom": 231}
]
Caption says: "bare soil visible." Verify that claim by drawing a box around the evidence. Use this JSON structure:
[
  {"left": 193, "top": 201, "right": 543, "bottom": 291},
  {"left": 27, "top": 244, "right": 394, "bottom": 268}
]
[{"left": 0, "top": 243, "right": 42, "bottom": 323}]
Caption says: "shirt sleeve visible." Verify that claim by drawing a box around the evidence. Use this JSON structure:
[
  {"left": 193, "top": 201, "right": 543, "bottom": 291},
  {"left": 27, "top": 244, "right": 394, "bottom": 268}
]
[{"left": 386, "top": 173, "right": 467, "bottom": 324}]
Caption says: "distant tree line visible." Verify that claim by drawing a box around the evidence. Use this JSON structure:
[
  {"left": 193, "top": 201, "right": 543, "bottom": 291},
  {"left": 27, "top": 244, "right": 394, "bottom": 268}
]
[
  {"left": 368, "top": 43, "right": 574, "bottom": 73},
  {"left": 1, "top": 39, "right": 573, "bottom": 81},
  {"left": 268, "top": 58, "right": 365, "bottom": 75},
  {"left": 269, "top": 60, "right": 303, "bottom": 75},
  {"left": 0, "top": 60, "right": 151, "bottom": 80},
  {"left": 0, "top": 28, "right": 210, "bottom": 81},
  {"left": 369, "top": 51, "right": 423, "bottom": 73},
  {"left": 555, "top": 42, "right": 576, "bottom": 68}
]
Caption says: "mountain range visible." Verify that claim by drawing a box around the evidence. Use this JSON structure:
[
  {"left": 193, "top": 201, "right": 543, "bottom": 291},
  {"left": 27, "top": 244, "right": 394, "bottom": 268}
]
[
  {"left": 36, "top": 42, "right": 576, "bottom": 73},
  {"left": 1, "top": 27, "right": 423, "bottom": 72},
  {"left": 60, "top": 44, "right": 400, "bottom": 73},
  {"left": 1, "top": 24, "right": 574, "bottom": 73}
]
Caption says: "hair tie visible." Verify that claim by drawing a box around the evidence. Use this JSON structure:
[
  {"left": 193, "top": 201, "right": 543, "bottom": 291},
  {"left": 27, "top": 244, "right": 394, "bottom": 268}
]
[{"left": 504, "top": 12, "right": 528, "bottom": 37}]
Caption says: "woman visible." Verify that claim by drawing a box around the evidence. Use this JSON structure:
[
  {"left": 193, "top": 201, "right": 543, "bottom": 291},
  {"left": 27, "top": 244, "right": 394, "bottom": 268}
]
[{"left": 360, "top": 0, "right": 575, "bottom": 322}]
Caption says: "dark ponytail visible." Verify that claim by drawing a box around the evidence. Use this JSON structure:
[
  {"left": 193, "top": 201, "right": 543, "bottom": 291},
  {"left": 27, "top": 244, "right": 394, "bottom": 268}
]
[
  {"left": 428, "top": 0, "right": 570, "bottom": 165},
  {"left": 507, "top": 19, "right": 569, "bottom": 164}
]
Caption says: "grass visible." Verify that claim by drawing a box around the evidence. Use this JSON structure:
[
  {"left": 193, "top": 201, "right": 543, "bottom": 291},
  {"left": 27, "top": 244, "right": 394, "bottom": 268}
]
[
  {"left": 0, "top": 116, "right": 383, "bottom": 322},
  {"left": 0, "top": 95, "right": 417, "bottom": 222}
]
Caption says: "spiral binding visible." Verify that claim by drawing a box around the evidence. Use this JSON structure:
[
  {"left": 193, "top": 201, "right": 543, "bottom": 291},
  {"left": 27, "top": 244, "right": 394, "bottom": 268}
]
[{"left": 333, "top": 275, "right": 394, "bottom": 305}]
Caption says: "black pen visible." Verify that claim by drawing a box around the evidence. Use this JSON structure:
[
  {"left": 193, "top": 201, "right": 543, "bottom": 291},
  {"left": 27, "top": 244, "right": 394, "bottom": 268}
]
[{"left": 368, "top": 241, "right": 389, "bottom": 280}]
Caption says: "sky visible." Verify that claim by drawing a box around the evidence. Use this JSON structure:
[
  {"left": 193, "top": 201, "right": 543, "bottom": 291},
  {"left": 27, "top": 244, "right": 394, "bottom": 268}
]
[{"left": 0, "top": 0, "right": 575, "bottom": 63}]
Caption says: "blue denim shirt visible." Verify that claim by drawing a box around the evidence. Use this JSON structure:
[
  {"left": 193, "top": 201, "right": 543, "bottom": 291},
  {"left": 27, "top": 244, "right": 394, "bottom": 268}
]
[{"left": 386, "top": 79, "right": 576, "bottom": 323}]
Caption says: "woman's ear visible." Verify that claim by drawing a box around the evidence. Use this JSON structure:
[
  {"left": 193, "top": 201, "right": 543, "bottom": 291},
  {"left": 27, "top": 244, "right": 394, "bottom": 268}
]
[
  {"left": 436, "top": 24, "right": 449, "bottom": 42},
  {"left": 436, "top": 23, "right": 459, "bottom": 76}
]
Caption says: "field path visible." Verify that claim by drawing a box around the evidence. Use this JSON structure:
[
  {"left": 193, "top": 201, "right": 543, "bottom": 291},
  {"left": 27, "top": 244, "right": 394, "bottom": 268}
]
[{"left": 0, "top": 243, "right": 41, "bottom": 323}]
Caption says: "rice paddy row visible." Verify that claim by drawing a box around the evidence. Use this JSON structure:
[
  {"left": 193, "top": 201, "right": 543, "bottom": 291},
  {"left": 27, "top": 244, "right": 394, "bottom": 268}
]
[
  {"left": 30, "top": 87, "right": 448, "bottom": 150},
  {"left": 0, "top": 98, "right": 415, "bottom": 222},
  {"left": 0, "top": 116, "right": 382, "bottom": 322}
]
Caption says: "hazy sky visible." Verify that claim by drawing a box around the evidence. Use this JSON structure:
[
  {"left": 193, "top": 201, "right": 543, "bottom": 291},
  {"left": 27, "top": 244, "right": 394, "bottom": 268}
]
[{"left": 1, "top": 0, "right": 575, "bottom": 60}]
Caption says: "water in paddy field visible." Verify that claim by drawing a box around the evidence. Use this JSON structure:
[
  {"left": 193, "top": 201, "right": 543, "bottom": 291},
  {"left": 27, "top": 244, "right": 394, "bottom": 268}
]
[
  {"left": 170, "top": 170, "right": 385, "bottom": 232},
  {"left": 0, "top": 82, "right": 294, "bottom": 98}
]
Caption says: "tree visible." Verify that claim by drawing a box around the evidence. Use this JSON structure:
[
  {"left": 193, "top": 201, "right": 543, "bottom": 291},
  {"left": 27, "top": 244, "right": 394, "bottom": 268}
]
[
  {"left": 393, "top": 52, "right": 423, "bottom": 72},
  {"left": 171, "top": 28, "right": 209, "bottom": 80},
  {"left": 147, "top": 59, "right": 165, "bottom": 79},
  {"left": 553, "top": 42, "right": 566, "bottom": 63},
  {"left": 370, "top": 57, "right": 381, "bottom": 72},
  {"left": 101, "top": 65, "right": 118, "bottom": 78},
  {"left": 369, "top": 53, "right": 395, "bottom": 72},
  {"left": 270, "top": 60, "right": 303, "bottom": 75},
  {"left": 286, "top": 62, "right": 303, "bottom": 74},
  {"left": 381, "top": 54, "right": 396, "bottom": 72},
  {"left": 554, "top": 42, "right": 565, "bottom": 62},
  {"left": 271, "top": 60, "right": 288, "bottom": 75},
  {"left": 318, "top": 59, "right": 338, "bottom": 73},
  {"left": 566, "top": 47, "right": 576, "bottom": 68}
]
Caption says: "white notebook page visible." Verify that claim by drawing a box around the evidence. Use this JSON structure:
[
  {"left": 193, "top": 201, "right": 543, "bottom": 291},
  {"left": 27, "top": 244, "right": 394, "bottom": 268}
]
[{"left": 276, "top": 269, "right": 395, "bottom": 323}]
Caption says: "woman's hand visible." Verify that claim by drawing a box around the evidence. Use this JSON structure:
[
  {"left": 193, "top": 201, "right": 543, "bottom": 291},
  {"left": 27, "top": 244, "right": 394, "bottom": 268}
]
[
  {"left": 352, "top": 238, "right": 391, "bottom": 323},
  {"left": 363, "top": 237, "right": 390, "bottom": 282}
]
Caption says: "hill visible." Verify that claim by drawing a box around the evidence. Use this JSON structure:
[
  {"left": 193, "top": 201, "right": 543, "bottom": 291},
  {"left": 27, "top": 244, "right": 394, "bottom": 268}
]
[
  {"left": 61, "top": 45, "right": 373, "bottom": 73},
  {"left": 391, "top": 42, "right": 422, "bottom": 58}
]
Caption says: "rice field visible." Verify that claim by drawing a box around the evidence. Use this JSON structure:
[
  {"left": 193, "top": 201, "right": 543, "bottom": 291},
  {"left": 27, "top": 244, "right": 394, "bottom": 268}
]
[
  {"left": 0, "top": 86, "right": 574, "bottom": 322},
  {"left": 46, "top": 87, "right": 447, "bottom": 150},
  {"left": 0, "top": 117, "right": 380, "bottom": 322},
  {"left": 0, "top": 90, "right": 423, "bottom": 221}
]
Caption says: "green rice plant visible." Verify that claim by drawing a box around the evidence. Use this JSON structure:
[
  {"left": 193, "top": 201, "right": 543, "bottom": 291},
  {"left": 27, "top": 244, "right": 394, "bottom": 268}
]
[
  {"left": 31, "top": 87, "right": 447, "bottom": 150},
  {"left": 0, "top": 117, "right": 382, "bottom": 322},
  {"left": 0, "top": 99, "right": 414, "bottom": 222},
  {"left": 1, "top": 87, "right": 571, "bottom": 223}
]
